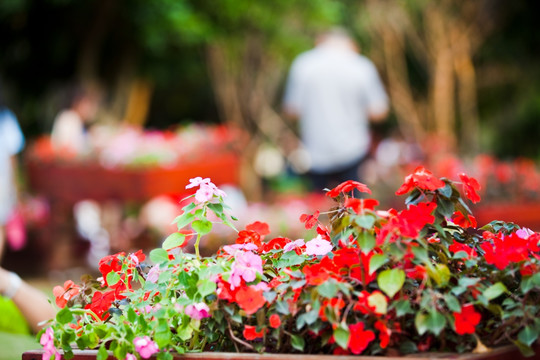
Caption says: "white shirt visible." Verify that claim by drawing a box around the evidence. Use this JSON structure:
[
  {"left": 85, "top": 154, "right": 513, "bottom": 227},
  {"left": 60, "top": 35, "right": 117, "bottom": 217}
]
[
  {"left": 51, "top": 109, "right": 87, "bottom": 155},
  {"left": 0, "top": 109, "right": 24, "bottom": 224},
  {"left": 284, "top": 42, "right": 388, "bottom": 172}
]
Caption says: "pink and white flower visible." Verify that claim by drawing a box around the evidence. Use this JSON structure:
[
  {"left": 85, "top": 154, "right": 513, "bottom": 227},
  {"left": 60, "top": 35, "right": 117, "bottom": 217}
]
[
  {"left": 40, "top": 327, "right": 61, "bottom": 360},
  {"left": 229, "top": 251, "right": 263, "bottom": 288},
  {"left": 305, "top": 235, "right": 333, "bottom": 256},
  {"left": 283, "top": 239, "right": 305, "bottom": 252},
  {"left": 134, "top": 336, "right": 159, "bottom": 359},
  {"left": 185, "top": 302, "right": 211, "bottom": 320},
  {"left": 186, "top": 177, "right": 211, "bottom": 189}
]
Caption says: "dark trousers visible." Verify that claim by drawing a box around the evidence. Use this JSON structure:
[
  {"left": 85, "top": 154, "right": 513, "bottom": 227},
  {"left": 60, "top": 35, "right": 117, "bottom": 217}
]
[{"left": 308, "top": 157, "right": 365, "bottom": 193}]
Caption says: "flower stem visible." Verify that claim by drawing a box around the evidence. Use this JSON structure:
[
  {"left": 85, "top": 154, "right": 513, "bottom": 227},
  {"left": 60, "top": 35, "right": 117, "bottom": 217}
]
[{"left": 195, "top": 234, "right": 202, "bottom": 260}]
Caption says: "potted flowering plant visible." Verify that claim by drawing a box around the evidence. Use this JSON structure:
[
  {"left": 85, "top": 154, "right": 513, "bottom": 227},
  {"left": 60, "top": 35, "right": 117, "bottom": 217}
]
[{"left": 35, "top": 167, "right": 540, "bottom": 360}]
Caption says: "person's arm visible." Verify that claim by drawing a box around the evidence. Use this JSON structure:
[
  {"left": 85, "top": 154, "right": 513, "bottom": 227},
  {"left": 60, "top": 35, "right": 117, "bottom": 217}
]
[
  {"left": 364, "top": 61, "right": 390, "bottom": 123},
  {"left": 0, "top": 268, "right": 56, "bottom": 333}
]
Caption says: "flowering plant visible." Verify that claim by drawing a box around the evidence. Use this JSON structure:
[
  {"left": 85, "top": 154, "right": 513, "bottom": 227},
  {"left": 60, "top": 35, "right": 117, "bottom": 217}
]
[{"left": 41, "top": 167, "right": 540, "bottom": 359}]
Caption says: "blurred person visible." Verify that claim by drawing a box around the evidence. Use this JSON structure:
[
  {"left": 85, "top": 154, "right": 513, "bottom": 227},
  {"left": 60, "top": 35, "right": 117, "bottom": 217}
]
[
  {"left": 0, "top": 267, "right": 56, "bottom": 334},
  {"left": 0, "top": 88, "right": 25, "bottom": 260},
  {"left": 283, "top": 28, "right": 389, "bottom": 192},
  {"left": 51, "top": 84, "right": 100, "bottom": 155}
]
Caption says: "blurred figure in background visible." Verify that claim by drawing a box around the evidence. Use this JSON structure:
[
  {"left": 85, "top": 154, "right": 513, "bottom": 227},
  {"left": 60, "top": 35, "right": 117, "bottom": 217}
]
[
  {"left": 51, "top": 84, "right": 100, "bottom": 156},
  {"left": 0, "top": 89, "right": 25, "bottom": 260},
  {"left": 283, "top": 27, "right": 389, "bottom": 192}
]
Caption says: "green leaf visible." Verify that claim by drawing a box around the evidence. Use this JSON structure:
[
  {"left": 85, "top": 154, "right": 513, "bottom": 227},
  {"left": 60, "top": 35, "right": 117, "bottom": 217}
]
[
  {"left": 56, "top": 307, "right": 74, "bottom": 325},
  {"left": 512, "top": 340, "right": 535, "bottom": 357},
  {"left": 276, "top": 300, "right": 290, "bottom": 315},
  {"left": 276, "top": 251, "right": 305, "bottom": 268},
  {"left": 393, "top": 299, "right": 414, "bottom": 316},
  {"left": 96, "top": 345, "right": 108, "bottom": 360},
  {"left": 518, "top": 326, "right": 539, "bottom": 347},
  {"left": 444, "top": 294, "right": 461, "bottom": 312},
  {"left": 173, "top": 212, "right": 195, "bottom": 230},
  {"left": 438, "top": 183, "right": 453, "bottom": 198},
  {"left": 291, "top": 334, "right": 305, "bottom": 351},
  {"left": 522, "top": 276, "right": 534, "bottom": 293},
  {"left": 198, "top": 279, "right": 217, "bottom": 298},
  {"left": 192, "top": 219, "right": 213, "bottom": 235},
  {"left": 427, "top": 264, "right": 451, "bottom": 287},
  {"left": 411, "top": 246, "right": 429, "bottom": 263},
  {"left": 357, "top": 231, "right": 376, "bottom": 253},
  {"left": 369, "top": 254, "right": 388, "bottom": 275},
  {"left": 378, "top": 268, "right": 405, "bottom": 298},
  {"left": 355, "top": 214, "right": 375, "bottom": 229},
  {"left": 106, "top": 271, "right": 120, "bottom": 286},
  {"left": 208, "top": 203, "right": 225, "bottom": 219},
  {"left": 483, "top": 282, "right": 507, "bottom": 301},
  {"left": 333, "top": 326, "right": 349, "bottom": 350},
  {"left": 415, "top": 312, "right": 428, "bottom": 335},
  {"left": 157, "top": 352, "right": 174, "bottom": 360},
  {"left": 317, "top": 281, "right": 338, "bottom": 298},
  {"left": 127, "top": 307, "right": 137, "bottom": 323},
  {"left": 426, "top": 310, "right": 446, "bottom": 335},
  {"left": 163, "top": 232, "right": 186, "bottom": 250},
  {"left": 150, "top": 248, "right": 169, "bottom": 264}
]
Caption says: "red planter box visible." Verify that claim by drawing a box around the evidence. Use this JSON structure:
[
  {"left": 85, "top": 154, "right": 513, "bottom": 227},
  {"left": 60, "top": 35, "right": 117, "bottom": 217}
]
[
  {"left": 25, "top": 154, "right": 240, "bottom": 205},
  {"left": 21, "top": 346, "right": 540, "bottom": 360},
  {"left": 473, "top": 202, "right": 540, "bottom": 232}
]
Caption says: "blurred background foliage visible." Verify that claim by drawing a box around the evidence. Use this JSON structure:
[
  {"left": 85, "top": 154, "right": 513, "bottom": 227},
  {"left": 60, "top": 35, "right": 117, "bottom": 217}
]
[{"left": 0, "top": 0, "right": 538, "bottom": 158}]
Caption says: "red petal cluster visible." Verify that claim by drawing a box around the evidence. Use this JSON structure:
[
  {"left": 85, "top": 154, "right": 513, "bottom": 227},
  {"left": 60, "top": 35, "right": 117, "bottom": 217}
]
[{"left": 395, "top": 166, "right": 445, "bottom": 195}]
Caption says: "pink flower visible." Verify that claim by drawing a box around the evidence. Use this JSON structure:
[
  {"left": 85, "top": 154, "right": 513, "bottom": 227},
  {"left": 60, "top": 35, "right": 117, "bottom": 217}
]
[
  {"left": 146, "top": 266, "right": 161, "bottom": 283},
  {"left": 134, "top": 336, "right": 159, "bottom": 359},
  {"left": 125, "top": 354, "right": 137, "bottom": 360},
  {"left": 283, "top": 239, "right": 305, "bottom": 252},
  {"left": 223, "top": 243, "right": 258, "bottom": 255},
  {"left": 305, "top": 235, "right": 333, "bottom": 256},
  {"left": 186, "top": 177, "right": 211, "bottom": 189},
  {"left": 194, "top": 182, "right": 227, "bottom": 203},
  {"left": 195, "top": 183, "right": 215, "bottom": 203},
  {"left": 230, "top": 251, "right": 263, "bottom": 288},
  {"left": 185, "top": 302, "right": 211, "bottom": 320},
  {"left": 40, "top": 327, "right": 61, "bottom": 360},
  {"left": 516, "top": 228, "right": 534, "bottom": 239}
]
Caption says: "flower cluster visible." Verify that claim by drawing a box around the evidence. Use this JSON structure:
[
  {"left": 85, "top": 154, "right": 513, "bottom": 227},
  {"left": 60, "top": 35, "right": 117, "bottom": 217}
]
[{"left": 41, "top": 168, "right": 540, "bottom": 359}]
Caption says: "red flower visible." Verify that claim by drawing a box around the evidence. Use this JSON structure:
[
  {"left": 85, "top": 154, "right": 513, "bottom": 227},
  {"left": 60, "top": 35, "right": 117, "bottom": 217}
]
[
  {"left": 344, "top": 198, "right": 379, "bottom": 214},
  {"left": 269, "top": 314, "right": 281, "bottom": 328},
  {"left": 326, "top": 180, "right": 372, "bottom": 197},
  {"left": 374, "top": 320, "right": 391, "bottom": 349},
  {"left": 243, "top": 325, "right": 265, "bottom": 340},
  {"left": 451, "top": 211, "right": 477, "bottom": 228},
  {"left": 235, "top": 230, "right": 262, "bottom": 247},
  {"left": 448, "top": 240, "right": 477, "bottom": 259},
  {"left": 246, "top": 221, "right": 270, "bottom": 237},
  {"left": 316, "top": 224, "right": 331, "bottom": 240},
  {"left": 235, "top": 286, "right": 266, "bottom": 315},
  {"left": 395, "top": 166, "right": 445, "bottom": 195},
  {"left": 347, "top": 322, "right": 375, "bottom": 354},
  {"left": 300, "top": 211, "right": 320, "bottom": 229},
  {"left": 333, "top": 248, "right": 360, "bottom": 271},
  {"left": 303, "top": 262, "right": 330, "bottom": 285},
  {"left": 85, "top": 290, "right": 116, "bottom": 320},
  {"left": 53, "top": 280, "right": 80, "bottom": 308},
  {"left": 453, "top": 304, "right": 481, "bottom": 335},
  {"left": 458, "top": 173, "right": 481, "bottom": 203},
  {"left": 261, "top": 237, "right": 291, "bottom": 253},
  {"left": 405, "top": 264, "right": 427, "bottom": 281},
  {"left": 319, "top": 298, "right": 346, "bottom": 322},
  {"left": 393, "top": 202, "right": 436, "bottom": 238},
  {"left": 481, "top": 232, "right": 530, "bottom": 270},
  {"left": 98, "top": 252, "right": 125, "bottom": 283}
]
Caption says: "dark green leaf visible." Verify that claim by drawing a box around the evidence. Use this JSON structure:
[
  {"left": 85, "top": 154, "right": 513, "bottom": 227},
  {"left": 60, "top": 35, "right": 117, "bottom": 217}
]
[
  {"left": 518, "top": 326, "right": 538, "bottom": 347},
  {"left": 56, "top": 307, "right": 73, "bottom": 325},
  {"left": 291, "top": 334, "right": 305, "bottom": 351}
]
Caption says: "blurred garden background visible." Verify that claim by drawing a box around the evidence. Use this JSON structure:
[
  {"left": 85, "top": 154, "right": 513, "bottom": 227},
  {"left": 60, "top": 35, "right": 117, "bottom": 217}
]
[{"left": 0, "top": 1, "right": 540, "bottom": 353}]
